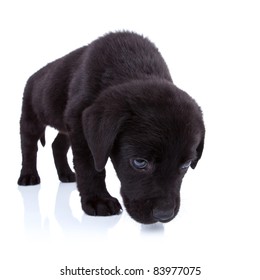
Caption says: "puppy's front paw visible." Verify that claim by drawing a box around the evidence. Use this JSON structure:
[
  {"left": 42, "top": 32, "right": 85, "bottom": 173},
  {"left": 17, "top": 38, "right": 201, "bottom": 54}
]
[
  {"left": 81, "top": 196, "right": 122, "bottom": 216},
  {"left": 18, "top": 173, "right": 40, "bottom": 186}
]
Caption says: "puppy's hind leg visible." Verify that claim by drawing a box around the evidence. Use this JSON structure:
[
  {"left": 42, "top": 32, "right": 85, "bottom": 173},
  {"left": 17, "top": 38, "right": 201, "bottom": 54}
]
[
  {"left": 52, "top": 133, "right": 75, "bottom": 182},
  {"left": 18, "top": 109, "right": 45, "bottom": 186}
]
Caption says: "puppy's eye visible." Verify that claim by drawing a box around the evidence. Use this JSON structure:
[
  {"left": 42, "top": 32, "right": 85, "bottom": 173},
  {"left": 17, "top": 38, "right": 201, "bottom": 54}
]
[
  {"left": 180, "top": 160, "right": 192, "bottom": 170},
  {"left": 130, "top": 158, "right": 148, "bottom": 170}
]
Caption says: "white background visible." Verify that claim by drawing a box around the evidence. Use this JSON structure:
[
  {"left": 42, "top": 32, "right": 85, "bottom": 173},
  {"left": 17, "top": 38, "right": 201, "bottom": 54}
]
[{"left": 0, "top": 0, "right": 259, "bottom": 279}]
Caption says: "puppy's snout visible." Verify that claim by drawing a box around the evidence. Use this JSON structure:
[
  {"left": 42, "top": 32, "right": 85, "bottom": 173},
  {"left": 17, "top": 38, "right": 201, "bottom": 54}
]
[{"left": 152, "top": 207, "right": 175, "bottom": 223}]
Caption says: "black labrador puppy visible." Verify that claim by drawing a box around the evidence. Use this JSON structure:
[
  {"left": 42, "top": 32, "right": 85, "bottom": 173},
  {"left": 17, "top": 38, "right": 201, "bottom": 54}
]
[{"left": 18, "top": 32, "right": 205, "bottom": 224}]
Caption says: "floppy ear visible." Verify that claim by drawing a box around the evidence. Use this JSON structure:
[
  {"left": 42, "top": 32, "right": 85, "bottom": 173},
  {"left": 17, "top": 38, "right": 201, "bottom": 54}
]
[
  {"left": 82, "top": 103, "right": 128, "bottom": 172},
  {"left": 191, "top": 134, "right": 205, "bottom": 169}
]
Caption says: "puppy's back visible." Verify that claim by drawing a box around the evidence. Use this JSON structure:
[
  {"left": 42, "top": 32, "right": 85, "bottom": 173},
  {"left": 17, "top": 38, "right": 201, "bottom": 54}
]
[
  {"left": 84, "top": 32, "right": 173, "bottom": 91},
  {"left": 22, "top": 32, "right": 173, "bottom": 130}
]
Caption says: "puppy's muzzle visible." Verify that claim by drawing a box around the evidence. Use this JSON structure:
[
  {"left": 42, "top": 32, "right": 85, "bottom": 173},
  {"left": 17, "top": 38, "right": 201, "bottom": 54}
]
[{"left": 152, "top": 207, "right": 175, "bottom": 223}]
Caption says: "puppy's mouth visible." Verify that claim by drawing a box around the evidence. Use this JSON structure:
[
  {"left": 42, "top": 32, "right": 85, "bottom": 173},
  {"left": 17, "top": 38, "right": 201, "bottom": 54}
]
[{"left": 121, "top": 193, "right": 178, "bottom": 224}]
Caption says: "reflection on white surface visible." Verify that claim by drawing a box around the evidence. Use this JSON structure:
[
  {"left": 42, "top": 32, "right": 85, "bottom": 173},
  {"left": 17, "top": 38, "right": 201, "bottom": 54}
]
[
  {"left": 141, "top": 223, "right": 164, "bottom": 234},
  {"left": 55, "top": 183, "right": 122, "bottom": 236},
  {"left": 18, "top": 183, "right": 121, "bottom": 237},
  {"left": 18, "top": 184, "right": 42, "bottom": 234},
  {"left": 18, "top": 182, "right": 167, "bottom": 239}
]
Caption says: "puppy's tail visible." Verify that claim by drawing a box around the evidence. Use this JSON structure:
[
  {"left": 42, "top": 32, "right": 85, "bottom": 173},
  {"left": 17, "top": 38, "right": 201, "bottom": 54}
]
[{"left": 40, "top": 133, "right": 46, "bottom": 147}]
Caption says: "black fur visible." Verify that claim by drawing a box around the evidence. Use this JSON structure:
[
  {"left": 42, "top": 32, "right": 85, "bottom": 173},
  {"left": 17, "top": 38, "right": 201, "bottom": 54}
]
[{"left": 18, "top": 32, "right": 205, "bottom": 224}]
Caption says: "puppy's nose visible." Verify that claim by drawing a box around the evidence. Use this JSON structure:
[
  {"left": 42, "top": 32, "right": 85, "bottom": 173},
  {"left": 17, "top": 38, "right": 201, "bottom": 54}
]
[{"left": 152, "top": 207, "right": 175, "bottom": 222}]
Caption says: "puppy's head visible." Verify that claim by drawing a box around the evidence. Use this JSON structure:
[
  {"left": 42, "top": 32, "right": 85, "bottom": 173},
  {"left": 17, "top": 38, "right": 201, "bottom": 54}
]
[{"left": 82, "top": 80, "right": 205, "bottom": 224}]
